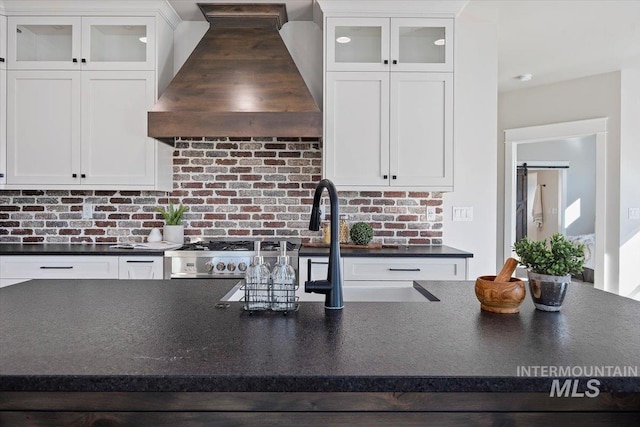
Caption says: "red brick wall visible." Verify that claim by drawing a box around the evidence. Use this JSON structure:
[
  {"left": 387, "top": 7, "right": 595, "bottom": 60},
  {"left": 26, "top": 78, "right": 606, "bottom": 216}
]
[{"left": 0, "top": 138, "right": 444, "bottom": 244}]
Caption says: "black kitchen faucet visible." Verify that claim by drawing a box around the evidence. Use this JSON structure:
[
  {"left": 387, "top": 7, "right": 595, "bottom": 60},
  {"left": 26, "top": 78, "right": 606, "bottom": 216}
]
[{"left": 305, "top": 179, "right": 344, "bottom": 309}]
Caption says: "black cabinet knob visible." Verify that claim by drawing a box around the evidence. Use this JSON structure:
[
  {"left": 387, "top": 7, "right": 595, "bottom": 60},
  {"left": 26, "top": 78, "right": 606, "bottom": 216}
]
[
  {"left": 392, "top": 175, "right": 397, "bottom": 180},
  {"left": 383, "top": 60, "right": 388, "bottom": 64},
  {"left": 72, "top": 173, "right": 77, "bottom": 178},
  {"left": 392, "top": 60, "right": 398, "bottom": 65},
  {"left": 81, "top": 58, "right": 86, "bottom": 63},
  {"left": 81, "top": 174, "right": 86, "bottom": 178},
  {"left": 72, "top": 58, "right": 78, "bottom": 63},
  {"left": 0, "top": 58, "right": 5, "bottom": 62},
  {"left": 383, "top": 175, "right": 388, "bottom": 179}
]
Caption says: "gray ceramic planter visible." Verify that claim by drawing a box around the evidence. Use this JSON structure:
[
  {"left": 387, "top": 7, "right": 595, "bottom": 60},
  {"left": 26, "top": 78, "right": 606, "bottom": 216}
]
[{"left": 527, "top": 271, "right": 571, "bottom": 312}]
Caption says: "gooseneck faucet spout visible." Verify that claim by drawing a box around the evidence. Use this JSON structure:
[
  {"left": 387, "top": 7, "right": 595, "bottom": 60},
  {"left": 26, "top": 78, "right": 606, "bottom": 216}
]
[{"left": 305, "top": 179, "right": 343, "bottom": 309}]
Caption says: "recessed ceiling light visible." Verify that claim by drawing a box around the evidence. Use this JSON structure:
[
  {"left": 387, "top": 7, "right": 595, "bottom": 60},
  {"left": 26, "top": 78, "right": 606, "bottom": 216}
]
[
  {"left": 336, "top": 36, "right": 351, "bottom": 44},
  {"left": 516, "top": 73, "right": 533, "bottom": 82},
  {"left": 434, "top": 38, "right": 445, "bottom": 46}
]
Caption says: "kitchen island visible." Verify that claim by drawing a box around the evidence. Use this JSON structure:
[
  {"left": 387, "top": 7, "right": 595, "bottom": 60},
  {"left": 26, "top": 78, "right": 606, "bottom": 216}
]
[{"left": 1, "top": 278, "right": 639, "bottom": 425}]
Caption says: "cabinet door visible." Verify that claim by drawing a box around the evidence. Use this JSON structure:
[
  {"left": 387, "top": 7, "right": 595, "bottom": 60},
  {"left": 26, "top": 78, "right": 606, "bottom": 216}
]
[
  {"left": 81, "top": 70, "right": 155, "bottom": 186},
  {"left": 389, "top": 72, "right": 453, "bottom": 189},
  {"left": 390, "top": 18, "right": 453, "bottom": 72},
  {"left": 81, "top": 17, "right": 155, "bottom": 71},
  {"left": 7, "top": 70, "right": 81, "bottom": 185},
  {"left": 0, "top": 69, "right": 5, "bottom": 185},
  {"left": 326, "top": 17, "right": 389, "bottom": 72},
  {"left": 7, "top": 16, "right": 81, "bottom": 70},
  {"left": 0, "top": 15, "right": 7, "bottom": 69},
  {"left": 119, "top": 256, "right": 163, "bottom": 279},
  {"left": 325, "top": 72, "right": 389, "bottom": 186}
]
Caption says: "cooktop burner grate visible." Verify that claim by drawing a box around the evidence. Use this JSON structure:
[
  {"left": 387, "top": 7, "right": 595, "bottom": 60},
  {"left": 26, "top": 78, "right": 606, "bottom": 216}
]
[{"left": 178, "top": 240, "right": 297, "bottom": 252}]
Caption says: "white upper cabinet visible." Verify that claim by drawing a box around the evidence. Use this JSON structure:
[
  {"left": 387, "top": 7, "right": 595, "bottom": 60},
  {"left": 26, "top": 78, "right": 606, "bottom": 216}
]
[
  {"left": 7, "top": 16, "right": 154, "bottom": 70},
  {"left": 1, "top": 14, "right": 7, "bottom": 69},
  {"left": 327, "top": 17, "right": 453, "bottom": 72}
]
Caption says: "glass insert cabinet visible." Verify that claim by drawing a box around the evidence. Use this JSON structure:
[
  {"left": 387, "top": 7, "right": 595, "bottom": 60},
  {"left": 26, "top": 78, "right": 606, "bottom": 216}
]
[
  {"left": 7, "top": 16, "right": 155, "bottom": 70},
  {"left": 326, "top": 17, "right": 453, "bottom": 72}
]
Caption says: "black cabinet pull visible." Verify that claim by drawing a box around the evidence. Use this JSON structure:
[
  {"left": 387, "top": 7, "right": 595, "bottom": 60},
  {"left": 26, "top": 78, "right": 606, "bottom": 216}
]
[
  {"left": 40, "top": 266, "right": 73, "bottom": 269},
  {"left": 0, "top": 58, "right": 5, "bottom": 62},
  {"left": 81, "top": 58, "right": 87, "bottom": 63},
  {"left": 72, "top": 173, "right": 77, "bottom": 178},
  {"left": 72, "top": 58, "right": 78, "bottom": 63},
  {"left": 392, "top": 60, "right": 398, "bottom": 64},
  {"left": 81, "top": 174, "right": 86, "bottom": 178},
  {"left": 0, "top": 173, "right": 4, "bottom": 178},
  {"left": 383, "top": 60, "right": 388, "bottom": 64},
  {"left": 126, "top": 260, "right": 154, "bottom": 263},
  {"left": 392, "top": 175, "right": 397, "bottom": 180},
  {"left": 383, "top": 175, "right": 388, "bottom": 179},
  {"left": 389, "top": 268, "right": 421, "bottom": 272}
]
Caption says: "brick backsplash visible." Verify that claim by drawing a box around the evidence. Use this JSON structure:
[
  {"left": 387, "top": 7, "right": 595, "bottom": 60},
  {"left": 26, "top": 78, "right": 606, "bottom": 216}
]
[{"left": 0, "top": 138, "right": 444, "bottom": 244}]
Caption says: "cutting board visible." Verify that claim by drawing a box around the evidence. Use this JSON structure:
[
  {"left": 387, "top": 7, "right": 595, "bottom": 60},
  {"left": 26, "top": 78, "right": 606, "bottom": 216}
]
[{"left": 303, "top": 242, "right": 399, "bottom": 249}]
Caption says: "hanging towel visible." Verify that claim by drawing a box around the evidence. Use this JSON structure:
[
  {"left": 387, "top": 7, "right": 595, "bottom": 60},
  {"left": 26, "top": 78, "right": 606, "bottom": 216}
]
[{"left": 532, "top": 185, "right": 544, "bottom": 229}]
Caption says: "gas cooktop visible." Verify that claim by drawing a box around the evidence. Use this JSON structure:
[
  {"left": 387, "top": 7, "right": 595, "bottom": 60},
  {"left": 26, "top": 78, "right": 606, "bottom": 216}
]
[{"left": 177, "top": 239, "right": 298, "bottom": 252}]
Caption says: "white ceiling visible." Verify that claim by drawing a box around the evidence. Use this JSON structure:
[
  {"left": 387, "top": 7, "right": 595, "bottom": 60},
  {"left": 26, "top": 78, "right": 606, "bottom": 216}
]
[{"left": 167, "top": 0, "right": 640, "bottom": 92}]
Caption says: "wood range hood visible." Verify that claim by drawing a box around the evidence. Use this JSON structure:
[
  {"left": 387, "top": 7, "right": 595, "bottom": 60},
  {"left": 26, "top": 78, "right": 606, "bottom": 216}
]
[{"left": 148, "top": 3, "right": 322, "bottom": 143}]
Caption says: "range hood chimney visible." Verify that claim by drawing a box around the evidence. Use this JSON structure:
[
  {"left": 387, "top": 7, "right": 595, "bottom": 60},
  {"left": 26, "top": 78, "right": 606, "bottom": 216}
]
[{"left": 148, "top": 3, "right": 322, "bottom": 143}]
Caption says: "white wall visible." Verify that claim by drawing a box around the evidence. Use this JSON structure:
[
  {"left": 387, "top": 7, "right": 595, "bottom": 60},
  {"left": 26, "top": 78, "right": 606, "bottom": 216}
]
[
  {"left": 173, "top": 20, "right": 208, "bottom": 74},
  {"left": 517, "top": 136, "right": 596, "bottom": 236},
  {"left": 499, "top": 72, "right": 622, "bottom": 293},
  {"left": 444, "top": 15, "right": 498, "bottom": 278},
  {"left": 619, "top": 69, "right": 640, "bottom": 299}
]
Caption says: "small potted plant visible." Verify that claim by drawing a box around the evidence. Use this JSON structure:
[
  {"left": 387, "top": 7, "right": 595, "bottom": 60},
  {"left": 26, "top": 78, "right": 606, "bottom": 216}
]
[
  {"left": 513, "top": 233, "right": 585, "bottom": 311},
  {"left": 156, "top": 203, "right": 186, "bottom": 244}
]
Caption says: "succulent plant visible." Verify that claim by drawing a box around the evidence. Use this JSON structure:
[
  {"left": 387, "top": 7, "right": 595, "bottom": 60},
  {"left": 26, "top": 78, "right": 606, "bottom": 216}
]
[
  {"left": 156, "top": 203, "right": 186, "bottom": 226},
  {"left": 350, "top": 222, "right": 374, "bottom": 246}
]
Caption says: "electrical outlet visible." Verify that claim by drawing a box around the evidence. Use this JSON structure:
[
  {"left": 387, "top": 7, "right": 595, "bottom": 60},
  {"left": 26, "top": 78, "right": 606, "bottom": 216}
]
[
  {"left": 319, "top": 205, "right": 326, "bottom": 221},
  {"left": 426, "top": 206, "right": 437, "bottom": 221},
  {"left": 82, "top": 203, "right": 93, "bottom": 219},
  {"left": 630, "top": 207, "right": 640, "bottom": 220}
]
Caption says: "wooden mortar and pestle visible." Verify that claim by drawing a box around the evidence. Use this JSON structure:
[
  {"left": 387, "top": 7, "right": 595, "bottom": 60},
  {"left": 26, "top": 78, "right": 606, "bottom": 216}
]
[{"left": 474, "top": 258, "right": 526, "bottom": 313}]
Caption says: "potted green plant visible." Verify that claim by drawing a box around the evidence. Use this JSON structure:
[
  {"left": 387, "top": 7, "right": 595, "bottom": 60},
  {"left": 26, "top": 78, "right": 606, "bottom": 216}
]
[
  {"left": 513, "top": 233, "right": 585, "bottom": 311},
  {"left": 156, "top": 203, "right": 186, "bottom": 244}
]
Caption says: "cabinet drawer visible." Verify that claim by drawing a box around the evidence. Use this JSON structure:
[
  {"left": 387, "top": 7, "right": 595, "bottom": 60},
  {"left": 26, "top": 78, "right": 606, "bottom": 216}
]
[
  {"left": 118, "top": 256, "right": 163, "bottom": 280},
  {"left": 343, "top": 257, "right": 466, "bottom": 281},
  {"left": 0, "top": 256, "right": 119, "bottom": 279}
]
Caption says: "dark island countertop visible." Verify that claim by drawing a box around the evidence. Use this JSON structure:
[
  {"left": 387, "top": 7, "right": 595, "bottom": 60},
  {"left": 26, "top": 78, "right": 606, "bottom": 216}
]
[
  {"left": 1, "top": 278, "right": 638, "bottom": 394},
  {"left": 300, "top": 244, "right": 473, "bottom": 258},
  {"left": 0, "top": 243, "right": 165, "bottom": 256}
]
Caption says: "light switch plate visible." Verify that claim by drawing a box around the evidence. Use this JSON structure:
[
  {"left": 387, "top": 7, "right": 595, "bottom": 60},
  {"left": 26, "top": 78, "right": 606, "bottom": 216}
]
[
  {"left": 452, "top": 207, "right": 473, "bottom": 222},
  {"left": 629, "top": 207, "right": 640, "bottom": 220}
]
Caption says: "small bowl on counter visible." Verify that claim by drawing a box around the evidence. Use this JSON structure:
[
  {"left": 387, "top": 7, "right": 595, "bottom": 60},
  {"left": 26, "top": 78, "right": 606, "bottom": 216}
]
[{"left": 474, "top": 275, "right": 526, "bottom": 314}]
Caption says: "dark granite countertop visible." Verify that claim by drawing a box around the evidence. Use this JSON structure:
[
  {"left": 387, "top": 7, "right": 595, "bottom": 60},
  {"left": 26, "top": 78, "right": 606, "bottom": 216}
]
[
  {"left": 0, "top": 278, "right": 638, "bottom": 393},
  {"left": 300, "top": 244, "right": 473, "bottom": 258},
  {"left": 0, "top": 243, "right": 165, "bottom": 256}
]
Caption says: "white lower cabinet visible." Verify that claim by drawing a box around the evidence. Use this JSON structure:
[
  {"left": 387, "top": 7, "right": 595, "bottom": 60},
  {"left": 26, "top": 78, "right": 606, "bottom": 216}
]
[
  {"left": 0, "top": 255, "right": 119, "bottom": 280},
  {"left": 0, "top": 255, "right": 164, "bottom": 284},
  {"left": 343, "top": 257, "right": 467, "bottom": 287},
  {"left": 299, "top": 256, "right": 467, "bottom": 288},
  {"left": 118, "top": 256, "right": 163, "bottom": 280}
]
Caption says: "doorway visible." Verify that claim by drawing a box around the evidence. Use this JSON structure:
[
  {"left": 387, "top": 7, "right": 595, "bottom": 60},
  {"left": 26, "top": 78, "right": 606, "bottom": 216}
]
[{"left": 504, "top": 118, "right": 608, "bottom": 291}]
